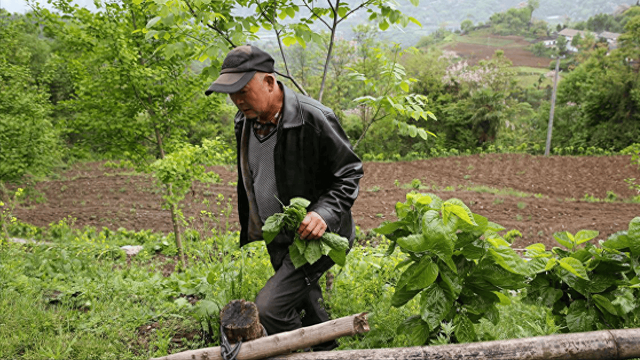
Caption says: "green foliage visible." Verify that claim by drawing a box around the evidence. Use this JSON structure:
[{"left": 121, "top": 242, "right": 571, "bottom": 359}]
[
  {"left": 523, "top": 220, "right": 640, "bottom": 333},
  {"left": 375, "top": 193, "right": 531, "bottom": 344},
  {"left": 0, "top": 12, "right": 60, "bottom": 182},
  {"left": 377, "top": 193, "right": 640, "bottom": 344},
  {"left": 262, "top": 198, "right": 349, "bottom": 268}
]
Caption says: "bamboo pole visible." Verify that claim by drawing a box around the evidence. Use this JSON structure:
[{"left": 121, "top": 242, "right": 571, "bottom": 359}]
[
  {"left": 149, "top": 313, "right": 369, "bottom": 360},
  {"left": 269, "top": 328, "right": 640, "bottom": 360}
]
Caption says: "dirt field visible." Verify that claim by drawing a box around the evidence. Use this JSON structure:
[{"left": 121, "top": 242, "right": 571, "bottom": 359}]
[
  {"left": 444, "top": 35, "right": 552, "bottom": 68},
  {"left": 13, "top": 154, "right": 640, "bottom": 250}
]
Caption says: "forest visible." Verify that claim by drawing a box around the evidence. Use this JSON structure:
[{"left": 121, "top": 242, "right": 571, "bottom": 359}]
[{"left": 2, "top": 0, "right": 640, "bottom": 358}]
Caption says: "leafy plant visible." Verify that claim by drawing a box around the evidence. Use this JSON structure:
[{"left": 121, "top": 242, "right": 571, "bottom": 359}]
[
  {"left": 262, "top": 198, "right": 349, "bottom": 268},
  {"left": 375, "top": 193, "right": 531, "bottom": 344},
  {"left": 523, "top": 224, "right": 640, "bottom": 333}
]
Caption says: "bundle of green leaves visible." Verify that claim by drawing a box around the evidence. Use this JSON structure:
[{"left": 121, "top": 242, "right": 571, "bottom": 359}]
[{"left": 262, "top": 198, "right": 349, "bottom": 268}]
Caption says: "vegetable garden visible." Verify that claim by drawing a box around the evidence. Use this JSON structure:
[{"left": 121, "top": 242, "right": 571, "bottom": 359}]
[{"left": 2, "top": 153, "right": 640, "bottom": 359}]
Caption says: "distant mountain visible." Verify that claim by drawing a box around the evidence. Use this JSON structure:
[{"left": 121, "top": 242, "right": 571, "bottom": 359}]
[{"left": 358, "top": 0, "right": 636, "bottom": 45}]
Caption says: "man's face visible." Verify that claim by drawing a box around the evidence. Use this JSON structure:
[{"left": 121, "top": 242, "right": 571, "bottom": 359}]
[{"left": 229, "top": 74, "right": 269, "bottom": 119}]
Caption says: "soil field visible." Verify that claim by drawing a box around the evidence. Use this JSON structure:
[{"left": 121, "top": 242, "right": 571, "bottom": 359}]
[
  {"left": 13, "top": 154, "right": 640, "bottom": 250},
  {"left": 444, "top": 35, "right": 552, "bottom": 68}
]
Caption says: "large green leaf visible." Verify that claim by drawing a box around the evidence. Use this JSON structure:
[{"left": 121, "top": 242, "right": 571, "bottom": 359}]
[
  {"left": 554, "top": 231, "right": 575, "bottom": 250},
  {"left": 321, "top": 232, "right": 349, "bottom": 251},
  {"left": 399, "top": 257, "right": 439, "bottom": 291},
  {"left": 304, "top": 240, "right": 323, "bottom": 265},
  {"left": 575, "top": 230, "right": 599, "bottom": 245},
  {"left": 611, "top": 288, "right": 636, "bottom": 315},
  {"left": 593, "top": 294, "right": 617, "bottom": 315},
  {"left": 442, "top": 199, "right": 477, "bottom": 226},
  {"left": 374, "top": 221, "right": 404, "bottom": 235},
  {"left": 397, "top": 315, "right": 430, "bottom": 346},
  {"left": 489, "top": 247, "right": 530, "bottom": 276},
  {"left": 629, "top": 217, "right": 640, "bottom": 255},
  {"left": 328, "top": 249, "right": 347, "bottom": 267},
  {"left": 391, "top": 286, "right": 422, "bottom": 307},
  {"left": 262, "top": 213, "right": 285, "bottom": 244},
  {"left": 602, "top": 231, "right": 630, "bottom": 250},
  {"left": 289, "top": 197, "right": 310, "bottom": 210},
  {"left": 476, "top": 262, "right": 526, "bottom": 290},
  {"left": 566, "top": 300, "right": 595, "bottom": 333},
  {"left": 454, "top": 314, "right": 477, "bottom": 343},
  {"left": 420, "top": 283, "right": 452, "bottom": 331},
  {"left": 438, "top": 260, "right": 462, "bottom": 298},
  {"left": 397, "top": 234, "right": 428, "bottom": 253},
  {"left": 558, "top": 257, "right": 589, "bottom": 280},
  {"left": 289, "top": 244, "right": 308, "bottom": 269},
  {"left": 421, "top": 211, "right": 456, "bottom": 272}
]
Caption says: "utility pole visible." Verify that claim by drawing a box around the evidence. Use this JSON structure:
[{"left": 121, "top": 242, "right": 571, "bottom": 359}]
[{"left": 545, "top": 56, "right": 561, "bottom": 156}]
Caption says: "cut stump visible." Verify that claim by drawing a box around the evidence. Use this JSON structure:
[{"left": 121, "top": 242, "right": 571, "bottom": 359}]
[{"left": 220, "top": 299, "right": 266, "bottom": 344}]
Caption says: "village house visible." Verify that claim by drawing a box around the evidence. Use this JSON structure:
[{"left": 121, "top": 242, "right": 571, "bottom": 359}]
[{"left": 558, "top": 28, "right": 593, "bottom": 52}]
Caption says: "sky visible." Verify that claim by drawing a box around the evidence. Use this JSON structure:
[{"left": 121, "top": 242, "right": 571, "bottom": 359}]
[{"left": 1, "top": 0, "right": 96, "bottom": 13}]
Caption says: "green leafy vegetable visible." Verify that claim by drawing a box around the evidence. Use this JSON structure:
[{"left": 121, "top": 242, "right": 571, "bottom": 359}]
[{"left": 262, "top": 197, "right": 350, "bottom": 268}]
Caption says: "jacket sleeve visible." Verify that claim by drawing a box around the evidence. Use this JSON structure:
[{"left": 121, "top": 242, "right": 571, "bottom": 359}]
[{"left": 307, "top": 111, "right": 364, "bottom": 233}]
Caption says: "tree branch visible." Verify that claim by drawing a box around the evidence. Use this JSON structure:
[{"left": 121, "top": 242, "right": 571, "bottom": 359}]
[
  {"left": 336, "top": 0, "right": 374, "bottom": 25},
  {"left": 183, "top": 0, "right": 237, "bottom": 48},
  {"left": 301, "top": 0, "right": 331, "bottom": 29},
  {"left": 275, "top": 70, "right": 308, "bottom": 96},
  {"left": 317, "top": 0, "right": 339, "bottom": 102}
]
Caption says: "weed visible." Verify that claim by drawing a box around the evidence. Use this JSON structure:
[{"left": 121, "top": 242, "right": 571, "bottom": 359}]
[
  {"left": 466, "top": 165, "right": 474, "bottom": 170},
  {"left": 367, "top": 185, "right": 381, "bottom": 192},
  {"left": 517, "top": 170, "right": 526, "bottom": 175},
  {"left": 516, "top": 214, "right": 523, "bottom": 221},
  {"left": 463, "top": 174, "right": 472, "bottom": 180},
  {"left": 60, "top": 185, "right": 68, "bottom": 193},
  {"left": 118, "top": 187, "right": 127, "bottom": 193},
  {"left": 517, "top": 202, "right": 527, "bottom": 209},
  {"left": 493, "top": 198, "right": 505, "bottom": 205}
]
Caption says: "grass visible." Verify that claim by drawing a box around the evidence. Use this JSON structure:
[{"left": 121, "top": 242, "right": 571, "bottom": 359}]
[{"left": 0, "top": 217, "right": 576, "bottom": 358}]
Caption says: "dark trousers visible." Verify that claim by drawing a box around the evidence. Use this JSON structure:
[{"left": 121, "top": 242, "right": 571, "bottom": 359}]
[{"left": 255, "top": 234, "right": 337, "bottom": 350}]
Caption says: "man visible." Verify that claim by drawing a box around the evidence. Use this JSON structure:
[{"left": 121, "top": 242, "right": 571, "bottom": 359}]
[{"left": 204, "top": 45, "right": 363, "bottom": 349}]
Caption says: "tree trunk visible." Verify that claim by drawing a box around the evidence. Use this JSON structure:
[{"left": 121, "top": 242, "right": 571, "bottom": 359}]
[
  {"left": 266, "top": 328, "right": 640, "bottom": 360},
  {"left": 149, "top": 313, "right": 369, "bottom": 360},
  {"left": 220, "top": 300, "right": 266, "bottom": 344}
]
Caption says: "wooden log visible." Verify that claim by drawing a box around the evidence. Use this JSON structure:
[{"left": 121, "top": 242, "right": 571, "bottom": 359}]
[
  {"left": 267, "top": 328, "right": 640, "bottom": 360},
  {"left": 220, "top": 300, "right": 266, "bottom": 344},
  {"left": 149, "top": 313, "right": 369, "bottom": 360}
]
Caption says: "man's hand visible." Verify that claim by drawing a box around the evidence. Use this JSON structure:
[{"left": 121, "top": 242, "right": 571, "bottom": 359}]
[{"left": 297, "top": 211, "right": 327, "bottom": 240}]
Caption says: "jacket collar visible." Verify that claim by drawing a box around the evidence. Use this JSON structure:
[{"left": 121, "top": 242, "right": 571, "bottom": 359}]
[
  {"left": 233, "top": 81, "right": 303, "bottom": 129},
  {"left": 279, "top": 82, "right": 304, "bottom": 129}
]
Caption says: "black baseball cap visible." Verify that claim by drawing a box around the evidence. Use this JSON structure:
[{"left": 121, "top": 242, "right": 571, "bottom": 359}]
[{"left": 205, "top": 45, "right": 275, "bottom": 95}]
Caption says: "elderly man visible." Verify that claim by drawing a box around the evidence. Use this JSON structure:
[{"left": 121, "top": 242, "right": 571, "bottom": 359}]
[{"left": 205, "top": 45, "right": 363, "bottom": 349}]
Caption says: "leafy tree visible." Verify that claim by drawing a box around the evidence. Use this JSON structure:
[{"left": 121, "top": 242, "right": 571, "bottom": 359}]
[
  {"left": 556, "top": 35, "right": 568, "bottom": 55},
  {"left": 33, "top": 0, "right": 228, "bottom": 265},
  {"left": 0, "top": 10, "right": 60, "bottom": 185},
  {"left": 460, "top": 19, "right": 473, "bottom": 34}
]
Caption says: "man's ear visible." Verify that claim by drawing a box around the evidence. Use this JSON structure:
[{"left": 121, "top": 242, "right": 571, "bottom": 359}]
[{"left": 264, "top": 73, "right": 276, "bottom": 92}]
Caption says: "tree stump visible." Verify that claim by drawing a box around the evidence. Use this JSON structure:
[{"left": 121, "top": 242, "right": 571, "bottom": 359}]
[{"left": 220, "top": 299, "right": 267, "bottom": 344}]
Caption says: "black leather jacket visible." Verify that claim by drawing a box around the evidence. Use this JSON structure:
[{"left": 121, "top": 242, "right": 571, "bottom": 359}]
[{"left": 234, "top": 83, "right": 364, "bottom": 251}]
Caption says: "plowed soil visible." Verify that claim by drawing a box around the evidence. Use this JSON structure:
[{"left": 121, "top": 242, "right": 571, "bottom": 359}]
[
  {"left": 13, "top": 154, "right": 640, "bottom": 249},
  {"left": 444, "top": 35, "right": 552, "bottom": 68}
]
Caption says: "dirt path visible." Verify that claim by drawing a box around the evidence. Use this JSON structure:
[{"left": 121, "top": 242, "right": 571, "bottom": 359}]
[{"left": 13, "top": 154, "right": 640, "bottom": 249}]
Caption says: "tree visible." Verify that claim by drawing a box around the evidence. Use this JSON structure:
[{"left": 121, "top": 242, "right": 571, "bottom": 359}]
[
  {"left": 141, "top": 0, "right": 422, "bottom": 103},
  {"left": 0, "top": 10, "right": 59, "bottom": 185},
  {"left": 460, "top": 19, "right": 473, "bottom": 34},
  {"left": 556, "top": 35, "right": 568, "bottom": 55},
  {"left": 33, "top": 0, "right": 228, "bottom": 267}
]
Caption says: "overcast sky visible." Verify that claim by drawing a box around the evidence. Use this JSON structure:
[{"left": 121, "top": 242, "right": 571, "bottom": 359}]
[{"left": 1, "top": 0, "right": 97, "bottom": 13}]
